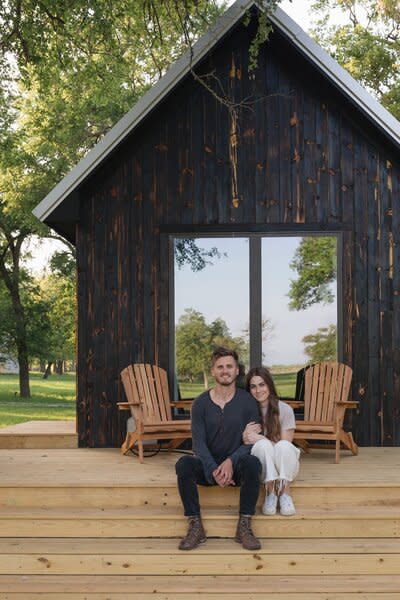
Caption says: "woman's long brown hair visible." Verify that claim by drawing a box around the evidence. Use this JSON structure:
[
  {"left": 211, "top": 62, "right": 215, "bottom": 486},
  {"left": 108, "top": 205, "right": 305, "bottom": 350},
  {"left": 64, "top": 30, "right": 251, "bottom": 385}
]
[{"left": 245, "top": 366, "right": 281, "bottom": 442}]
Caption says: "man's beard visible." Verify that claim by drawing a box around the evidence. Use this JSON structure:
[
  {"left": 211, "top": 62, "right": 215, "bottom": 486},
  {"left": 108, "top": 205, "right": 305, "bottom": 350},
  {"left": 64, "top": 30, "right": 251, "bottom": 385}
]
[{"left": 219, "top": 380, "right": 236, "bottom": 387}]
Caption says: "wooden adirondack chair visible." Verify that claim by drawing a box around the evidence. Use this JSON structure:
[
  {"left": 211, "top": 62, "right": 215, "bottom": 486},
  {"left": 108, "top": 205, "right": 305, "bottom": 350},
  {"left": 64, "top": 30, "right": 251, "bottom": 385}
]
[
  {"left": 293, "top": 362, "right": 359, "bottom": 463},
  {"left": 118, "top": 364, "right": 191, "bottom": 462}
]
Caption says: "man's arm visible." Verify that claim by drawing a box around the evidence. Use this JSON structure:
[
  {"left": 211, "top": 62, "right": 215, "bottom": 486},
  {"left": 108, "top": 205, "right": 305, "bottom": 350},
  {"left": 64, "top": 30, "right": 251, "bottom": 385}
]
[{"left": 191, "top": 399, "right": 218, "bottom": 483}]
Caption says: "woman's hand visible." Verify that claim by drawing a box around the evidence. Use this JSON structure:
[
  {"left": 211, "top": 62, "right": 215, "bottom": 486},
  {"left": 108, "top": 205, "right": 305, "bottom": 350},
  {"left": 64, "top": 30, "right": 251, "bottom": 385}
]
[{"left": 243, "top": 421, "right": 263, "bottom": 444}]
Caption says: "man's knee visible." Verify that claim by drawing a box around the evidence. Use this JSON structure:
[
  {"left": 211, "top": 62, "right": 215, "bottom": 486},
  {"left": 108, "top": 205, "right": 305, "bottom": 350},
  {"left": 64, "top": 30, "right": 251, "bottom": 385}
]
[
  {"left": 239, "top": 454, "right": 262, "bottom": 477},
  {"left": 175, "top": 454, "right": 198, "bottom": 478}
]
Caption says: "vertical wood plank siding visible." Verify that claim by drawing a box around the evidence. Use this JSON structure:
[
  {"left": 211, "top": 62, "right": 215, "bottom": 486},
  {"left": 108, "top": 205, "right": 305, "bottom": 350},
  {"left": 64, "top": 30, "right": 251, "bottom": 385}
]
[{"left": 76, "top": 20, "right": 400, "bottom": 447}]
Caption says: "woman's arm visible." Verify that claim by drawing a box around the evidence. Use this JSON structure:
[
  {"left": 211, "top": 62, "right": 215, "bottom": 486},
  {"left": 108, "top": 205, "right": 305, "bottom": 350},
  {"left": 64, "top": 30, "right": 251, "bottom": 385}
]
[{"left": 280, "top": 428, "right": 295, "bottom": 443}]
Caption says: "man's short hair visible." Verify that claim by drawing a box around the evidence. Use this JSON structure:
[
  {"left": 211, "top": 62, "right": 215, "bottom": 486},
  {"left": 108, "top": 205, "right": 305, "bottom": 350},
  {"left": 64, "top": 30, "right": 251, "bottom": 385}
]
[{"left": 211, "top": 347, "right": 239, "bottom": 365}]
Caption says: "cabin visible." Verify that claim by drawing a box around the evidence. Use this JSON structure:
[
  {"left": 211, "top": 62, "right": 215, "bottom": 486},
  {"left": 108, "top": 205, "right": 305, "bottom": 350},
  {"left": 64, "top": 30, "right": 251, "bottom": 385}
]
[{"left": 33, "top": 0, "right": 400, "bottom": 449}]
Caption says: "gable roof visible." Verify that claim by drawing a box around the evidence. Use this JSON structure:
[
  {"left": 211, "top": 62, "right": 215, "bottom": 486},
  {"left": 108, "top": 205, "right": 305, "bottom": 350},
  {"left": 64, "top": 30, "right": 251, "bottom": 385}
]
[{"left": 33, "top": 0, "right": 400, "bottom": 224}]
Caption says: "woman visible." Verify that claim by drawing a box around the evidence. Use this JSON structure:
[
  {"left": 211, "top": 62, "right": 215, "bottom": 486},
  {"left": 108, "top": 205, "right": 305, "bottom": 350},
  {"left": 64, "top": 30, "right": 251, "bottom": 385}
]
[{"left": 243, "top": 366, "right": 300, "bottom": 516}]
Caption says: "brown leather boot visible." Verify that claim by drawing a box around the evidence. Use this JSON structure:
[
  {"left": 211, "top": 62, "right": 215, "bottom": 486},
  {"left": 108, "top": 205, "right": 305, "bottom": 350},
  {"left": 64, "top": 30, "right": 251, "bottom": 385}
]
[
  {"left": 178, "top": 515, "right": 206, "bottom": 550},
  {"left": 235, "top": 515, "right": 261, "bottom": 550}
]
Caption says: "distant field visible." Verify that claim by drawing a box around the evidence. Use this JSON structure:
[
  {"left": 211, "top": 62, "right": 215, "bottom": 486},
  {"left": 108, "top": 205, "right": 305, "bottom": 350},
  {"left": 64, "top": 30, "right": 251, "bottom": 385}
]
[
  {"left": 0, "top": 372, "right": 76, "bottom": 428},
  {"left": 179, "top": 370, "right": 297, "bottom": 399}
]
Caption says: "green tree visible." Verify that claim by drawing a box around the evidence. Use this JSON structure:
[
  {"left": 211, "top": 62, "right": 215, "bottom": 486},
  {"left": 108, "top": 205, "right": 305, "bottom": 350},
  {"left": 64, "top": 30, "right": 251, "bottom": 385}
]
[
  {"left": 38, "top": 271, "right": 76, "bottom": 376},
  {"left": 288, "top": 237, "right": 337, "bottom": 311},
  {"left": 311, "top": 0, "right": 400, "bottom": 118},
  {"left": 302, "top": 324, "right": 337, "bottom": 362},
  {"left": 0, "top": 0, "right": 225, "bottom": 396},
  {"left": 175, "top": 308, "right": 248, "bottom": 389},
  {"left": 176, "top": 309, "right": 211, "bottom": 387}
]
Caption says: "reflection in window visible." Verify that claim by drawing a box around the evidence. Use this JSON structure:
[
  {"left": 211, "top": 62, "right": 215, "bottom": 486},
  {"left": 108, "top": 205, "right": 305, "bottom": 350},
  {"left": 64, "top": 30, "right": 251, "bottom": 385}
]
[
  {"left": 174, "top": 238, "right": 249, "bottom": 397},
  {"left": 262, "top": 236, "right": 337, "bottom": 397}
]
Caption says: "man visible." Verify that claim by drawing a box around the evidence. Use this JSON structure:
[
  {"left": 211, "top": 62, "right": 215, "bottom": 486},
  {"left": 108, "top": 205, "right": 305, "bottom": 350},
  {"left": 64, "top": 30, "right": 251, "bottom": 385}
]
[{"left": 175, "top": 347, "right": 262, "bottom": 551}]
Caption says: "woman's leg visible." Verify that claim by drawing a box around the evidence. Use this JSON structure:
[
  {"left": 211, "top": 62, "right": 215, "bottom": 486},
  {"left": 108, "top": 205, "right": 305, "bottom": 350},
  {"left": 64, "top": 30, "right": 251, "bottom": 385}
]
[
  {"left": 251, "top": 438, "right": 279, "bottom": 515},
  {"left": 273, "top": 440, "right": 300, "bottom": 515},
  {"left": 274, "top": 439, "right": 300, "bottom": 489},
  {"left": 251, "top": 438, "right": 278, "bottom": 484}
]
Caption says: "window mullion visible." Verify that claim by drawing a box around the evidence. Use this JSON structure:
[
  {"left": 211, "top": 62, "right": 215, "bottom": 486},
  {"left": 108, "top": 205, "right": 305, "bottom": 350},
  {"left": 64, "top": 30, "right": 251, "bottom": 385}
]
[{"left": 249, "top": 236, "right": 262, "bottom": 367}]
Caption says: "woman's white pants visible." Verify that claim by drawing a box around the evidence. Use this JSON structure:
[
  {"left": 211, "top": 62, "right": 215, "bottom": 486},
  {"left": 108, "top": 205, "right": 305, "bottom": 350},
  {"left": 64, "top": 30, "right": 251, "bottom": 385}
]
[{"left": 251, "top": 438, "right": 300, "bottom": 484}]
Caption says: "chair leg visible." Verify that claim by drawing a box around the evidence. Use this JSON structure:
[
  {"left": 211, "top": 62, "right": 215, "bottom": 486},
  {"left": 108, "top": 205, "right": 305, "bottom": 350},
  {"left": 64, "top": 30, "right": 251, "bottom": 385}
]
[
  {"left": 335, "top": 437, "right": 341, "bottom": 464},
  {"left": 295, "top": 439, "right": 310, "bottom": 453},
  {"left": 121, "top": 433, "right": 137, "bottom": 455},
  {"left": 340, "top": 430, "right": 358, "bottom": 455},
  {"left": 167, "top": 438, "right": 187, "bottom": 452},
  {"left": 138, "top": 439, "right": 144, "bottom": 463}
]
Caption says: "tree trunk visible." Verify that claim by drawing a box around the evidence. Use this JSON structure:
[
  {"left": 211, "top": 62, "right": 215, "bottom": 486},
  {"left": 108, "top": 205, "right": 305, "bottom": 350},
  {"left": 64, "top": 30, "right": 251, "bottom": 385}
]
[
  {"left": 0, "top": 230, "right": 31, "bottom": 397},
  {"left": 17, "top": 347, "right": 30, "bottom": 397},
  {"left": 40, "top": 360, "right": 46, "bottom": 373},
  {"left": 43, "top": 361, "right": 53, "bottom": 379},
  {"left": 203, "top": 370, "right": 209, "bottom": 389},
  {"left": 55, "top": 360, "right": 63, "bottom": 375}
]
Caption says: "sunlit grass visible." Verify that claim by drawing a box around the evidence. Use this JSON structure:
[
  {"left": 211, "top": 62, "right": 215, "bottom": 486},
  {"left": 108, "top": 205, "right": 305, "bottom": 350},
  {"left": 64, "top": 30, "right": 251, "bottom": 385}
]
[{"left": 0, "top": 372, "right": 76, "bottom": 428}]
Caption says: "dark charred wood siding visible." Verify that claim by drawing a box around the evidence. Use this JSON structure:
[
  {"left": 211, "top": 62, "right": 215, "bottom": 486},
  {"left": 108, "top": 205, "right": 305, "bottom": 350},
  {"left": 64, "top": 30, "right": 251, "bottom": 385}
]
[{"left": 76, "top": 17, "right": 400, "bottom": 447}]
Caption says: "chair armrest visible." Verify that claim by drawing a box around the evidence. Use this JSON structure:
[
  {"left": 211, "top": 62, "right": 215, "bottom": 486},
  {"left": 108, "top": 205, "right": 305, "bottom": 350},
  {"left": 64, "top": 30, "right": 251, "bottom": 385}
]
[
  {"left": 117, "top": 402, "right": 139, "bottom": 411},
  {"left": 336, "top": 401, "right": 359, "bottom": 409},
  {"left": 282, "top": 399, "right": 305, "bottom": 409},
  {"left": 170, "top": 401, "right": 193, "bottom": 408}
]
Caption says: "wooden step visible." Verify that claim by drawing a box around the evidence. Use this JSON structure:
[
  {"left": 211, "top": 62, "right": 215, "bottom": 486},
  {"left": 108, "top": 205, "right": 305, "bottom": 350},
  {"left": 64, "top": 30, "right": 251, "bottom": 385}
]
[
  {"left": 3, "top": 595, "right": 400, "bottom": 600},
  {"left": 1, "top": 506, "right": 399, "bottom": 538},
  {"left": 0, "top": 421, "right": 77, "bottom": 449},
  {"left": 1, "top": 448, "right": 400, "bottom": 509},
  {"left": 1, "top": 574, "right": 400, "bottom": 594},
  {"left": 1, "top": 483, "right": 399, "bottom": 509},
  {"left": 1, "top": 538, "right": 399, "bottom": 576}
]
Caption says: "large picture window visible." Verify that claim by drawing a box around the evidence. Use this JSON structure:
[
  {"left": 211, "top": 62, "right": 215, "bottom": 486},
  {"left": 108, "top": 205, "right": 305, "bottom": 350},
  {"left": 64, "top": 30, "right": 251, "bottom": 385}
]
[{"left": 172, "top": 233, "right": 339, "bottom": 399}]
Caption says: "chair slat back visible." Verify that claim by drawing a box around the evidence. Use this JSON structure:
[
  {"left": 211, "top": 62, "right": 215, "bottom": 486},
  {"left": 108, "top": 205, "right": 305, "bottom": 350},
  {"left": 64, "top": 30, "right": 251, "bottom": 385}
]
[
  {"left": 304, "top": 362, "right": 352, "bottom": 424},
  {"left": 121, "top": 364, "right": 143, "bottom": 424},
  {"left": 121, "top": 364, "right": 172, "bottom": 424}
]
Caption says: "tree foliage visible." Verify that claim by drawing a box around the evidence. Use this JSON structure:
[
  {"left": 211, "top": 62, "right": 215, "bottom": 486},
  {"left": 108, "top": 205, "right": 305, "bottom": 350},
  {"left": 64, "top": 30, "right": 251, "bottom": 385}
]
[
  {"left": 288, "top": 237, "right": 337, "bottom": 311},
  {"left": 175, "top": 308, "right": 248, "bottom": 388},
  {"left": 0, "top": 0, "right": 225, "bottom": 394},
  {"left": 174, "top": 239, "right": 223, "bottom": 272},
  {"left": 311, "top": 0, "right": 400, "bottom": 119},
  {"left": 302, "top": 324, "right": 337, "bottom": 363}
]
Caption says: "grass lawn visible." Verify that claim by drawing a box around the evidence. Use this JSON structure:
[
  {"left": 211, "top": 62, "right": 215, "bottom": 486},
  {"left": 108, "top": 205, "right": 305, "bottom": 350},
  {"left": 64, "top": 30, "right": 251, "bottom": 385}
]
[{"left": 0, "top": 372, "right": 76, "bottom": 428}]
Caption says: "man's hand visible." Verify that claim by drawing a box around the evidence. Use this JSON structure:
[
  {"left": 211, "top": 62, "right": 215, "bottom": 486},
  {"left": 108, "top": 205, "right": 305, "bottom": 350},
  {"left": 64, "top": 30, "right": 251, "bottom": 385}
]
[
  {"left": 213, "top": 458, "right": 234, "bottom": 487},
  {"left": 243, "top": 421, "right": 263, "bottom": 445}
]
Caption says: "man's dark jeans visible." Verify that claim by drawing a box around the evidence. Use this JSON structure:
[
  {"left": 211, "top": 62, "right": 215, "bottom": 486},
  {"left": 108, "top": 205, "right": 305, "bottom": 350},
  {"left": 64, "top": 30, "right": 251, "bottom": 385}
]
[{"left": 175, "top": 454, "right": 261, "bottom": 516}]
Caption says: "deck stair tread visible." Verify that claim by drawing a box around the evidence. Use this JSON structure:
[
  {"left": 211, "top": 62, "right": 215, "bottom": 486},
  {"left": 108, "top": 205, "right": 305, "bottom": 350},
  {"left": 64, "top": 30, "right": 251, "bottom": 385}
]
[
  {"left": 0, "top": 505, "right": 398, "bottom": 518},
  {"left": 3, "top": 506, "right": 398, "bottom": 538},
  {"left": 0, "top": 421, "right": 77, "bottom": 449},
  {"left": 1, "top": 537, "right": 399, "bottom": 553},
  {"left": 1, "top": 574, "right": 400, "bottom": 593},
  {"left": 3, "top": 595, "right": 400, "bottom": 600},
  {"left": 1, "top": 537, "right": 399, "bottom": 576}
]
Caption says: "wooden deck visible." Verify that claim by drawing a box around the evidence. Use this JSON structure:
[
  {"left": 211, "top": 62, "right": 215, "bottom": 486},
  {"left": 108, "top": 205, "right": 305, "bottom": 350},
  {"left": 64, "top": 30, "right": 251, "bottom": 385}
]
[
  {"left": 0, "top": 420, "right": 77, "bottom": 449},
  {"left": 0, "top": 447, "right": 400, "bottom": 598}
]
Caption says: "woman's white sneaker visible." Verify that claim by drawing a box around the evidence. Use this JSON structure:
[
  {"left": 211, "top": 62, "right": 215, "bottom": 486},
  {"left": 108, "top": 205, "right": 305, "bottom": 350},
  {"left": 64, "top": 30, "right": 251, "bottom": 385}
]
[
  {"left": 262, "top": 493, "right": 278, "bottom": 515},
  {"left": 279, "top": 493, "right": 296, "bottom": 516}
]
